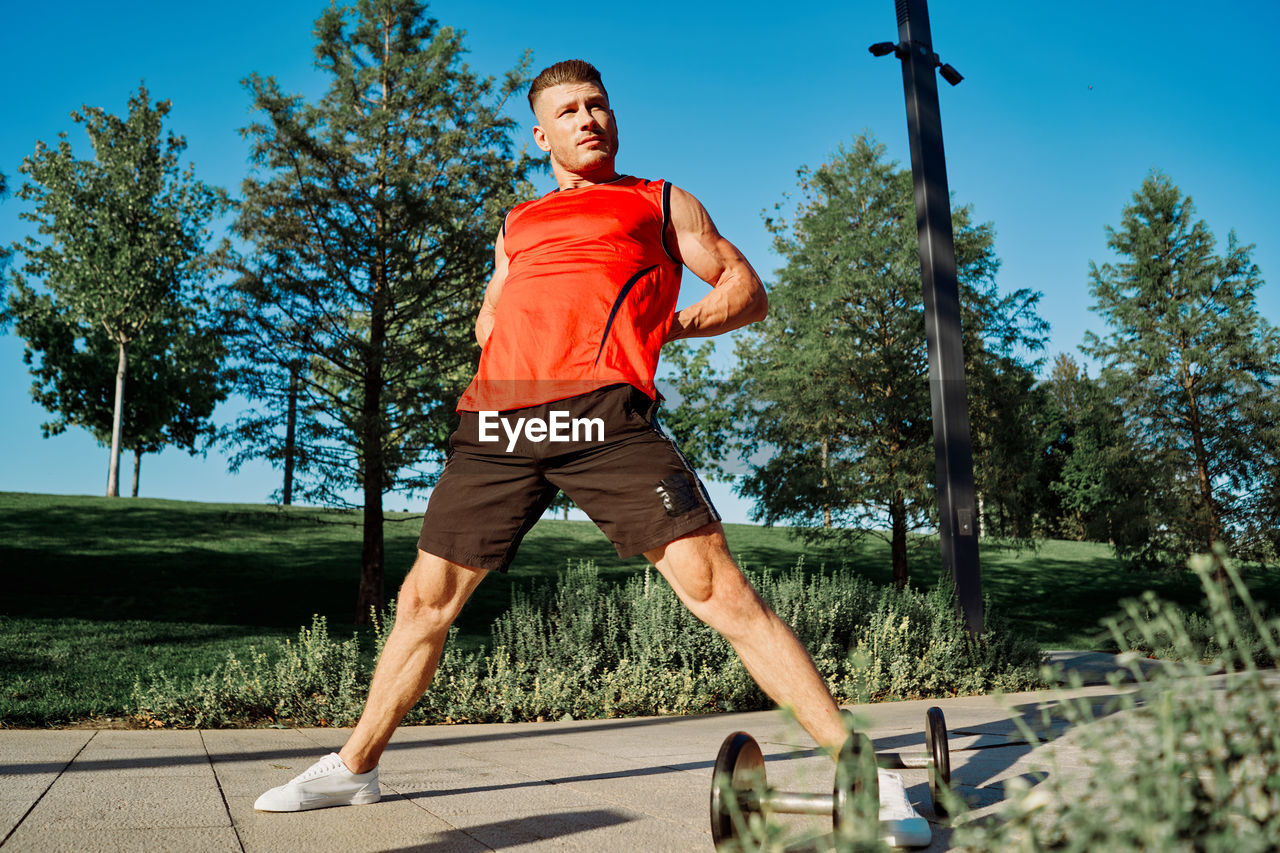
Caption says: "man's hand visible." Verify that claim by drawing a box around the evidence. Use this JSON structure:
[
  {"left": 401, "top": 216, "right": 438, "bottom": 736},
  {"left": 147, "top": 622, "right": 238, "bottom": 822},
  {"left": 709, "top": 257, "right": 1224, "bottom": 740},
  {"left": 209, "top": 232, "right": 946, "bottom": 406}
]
[
  {"left": 474, "top": 228, "right": 509, "bottom": 348},
  {"left": 664, "top": 184, "right": 768, "bottom": 342}
]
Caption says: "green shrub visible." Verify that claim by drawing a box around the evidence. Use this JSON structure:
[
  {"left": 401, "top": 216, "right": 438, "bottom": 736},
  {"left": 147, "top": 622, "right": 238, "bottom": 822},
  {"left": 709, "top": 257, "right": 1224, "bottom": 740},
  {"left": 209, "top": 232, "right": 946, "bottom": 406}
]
[
  {"left": 832, "top": 576, "right": 1045, "bottom": 703},
  {"left": 947, "top": 549, "right": 1280, "bottom": 852},
  {"left": 133, "top": 558, "right": 1045, "bottom": 727},
  {"left": 133, "top": 614, "right": 387, "bottom": 728},
  {"left": 1116, "top": 594, "right": 1272, "bottom": 667}
]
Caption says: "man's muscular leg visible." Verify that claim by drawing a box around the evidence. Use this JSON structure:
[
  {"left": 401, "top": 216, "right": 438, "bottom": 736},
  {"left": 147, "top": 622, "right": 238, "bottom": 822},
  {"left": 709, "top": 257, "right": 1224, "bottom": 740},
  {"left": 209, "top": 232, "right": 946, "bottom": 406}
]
[
  {"left": 339, "top": 550, "right": 487, "bottom": 774},
  {"left": 644, "top": 522, "right": 848, "bottom": 754}
]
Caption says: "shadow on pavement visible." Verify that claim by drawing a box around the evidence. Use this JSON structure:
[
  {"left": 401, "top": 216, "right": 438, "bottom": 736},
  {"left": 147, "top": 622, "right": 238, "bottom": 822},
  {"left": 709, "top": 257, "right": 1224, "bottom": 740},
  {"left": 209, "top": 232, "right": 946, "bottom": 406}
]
[
  {"left": 0, "top": 713, "right": 713, "bottom": 777},
  {"left": 366, "top": 808, "right": 635, "bottom": 852}
]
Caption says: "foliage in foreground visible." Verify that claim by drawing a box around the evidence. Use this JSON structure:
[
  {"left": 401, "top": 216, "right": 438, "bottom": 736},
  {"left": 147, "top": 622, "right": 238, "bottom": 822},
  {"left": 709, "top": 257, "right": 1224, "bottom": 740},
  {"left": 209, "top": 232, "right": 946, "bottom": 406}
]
[
  {"left": 132, "top": 560, "right": 1044, "bottom": 728},
  {"left": 946, "top": 550, "right": 1280, "bottom": 853}
]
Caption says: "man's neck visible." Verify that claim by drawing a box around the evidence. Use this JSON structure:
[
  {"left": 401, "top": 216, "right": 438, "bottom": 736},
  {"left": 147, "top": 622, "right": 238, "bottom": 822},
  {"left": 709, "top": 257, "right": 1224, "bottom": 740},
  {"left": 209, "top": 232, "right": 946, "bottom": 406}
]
[{"left": 552, "top": 163, "right": 622, "bottom": 191}]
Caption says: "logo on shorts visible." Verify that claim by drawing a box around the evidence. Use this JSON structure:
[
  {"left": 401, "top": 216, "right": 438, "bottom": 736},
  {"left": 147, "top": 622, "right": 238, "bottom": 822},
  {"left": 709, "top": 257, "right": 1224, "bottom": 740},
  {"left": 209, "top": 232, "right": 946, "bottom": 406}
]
[{"left": 478, "top": 411, "right": 605, "bottom": 452}]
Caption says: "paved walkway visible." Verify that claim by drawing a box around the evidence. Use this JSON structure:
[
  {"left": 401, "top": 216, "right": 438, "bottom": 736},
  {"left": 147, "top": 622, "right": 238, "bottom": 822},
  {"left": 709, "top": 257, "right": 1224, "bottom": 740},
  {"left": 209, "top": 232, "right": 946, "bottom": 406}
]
[{"left": 0, "top": 654, "right": 1157, "bottom": 852}]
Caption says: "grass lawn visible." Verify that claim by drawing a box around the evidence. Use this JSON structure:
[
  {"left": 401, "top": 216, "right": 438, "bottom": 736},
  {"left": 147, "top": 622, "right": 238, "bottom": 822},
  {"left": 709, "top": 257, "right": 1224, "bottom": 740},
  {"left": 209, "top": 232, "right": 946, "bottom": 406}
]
[{"left": 2, "top": 491, "right": 1275, "bottom": 726}]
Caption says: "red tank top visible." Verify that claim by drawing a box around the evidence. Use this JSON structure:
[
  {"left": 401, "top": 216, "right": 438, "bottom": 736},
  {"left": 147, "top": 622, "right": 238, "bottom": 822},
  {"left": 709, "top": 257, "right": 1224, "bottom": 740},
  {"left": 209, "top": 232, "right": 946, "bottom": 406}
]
[{"left": 457, "top": 176, "right": 682, "bottom": 412}]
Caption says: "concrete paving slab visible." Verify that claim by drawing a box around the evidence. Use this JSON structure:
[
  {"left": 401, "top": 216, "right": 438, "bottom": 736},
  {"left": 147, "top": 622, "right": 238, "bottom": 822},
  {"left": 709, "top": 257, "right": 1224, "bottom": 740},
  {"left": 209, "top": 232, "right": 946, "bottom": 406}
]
[
  {"left": 0, "top": 800, "right": 37, "bottom": 839},
  {"left": 0, "top": 731, "right": 97, "bottom": 843},
  {"left": 1, "top": 826, "right": 242, "bottom": 853},
  {"left": 388, "top": 770, "right": 598, "bottom": 818},
  {"left": 17, "top": 774, "right": 230, "bottom": 831},
  {"left": 227, "top": 791, "right": 480, "bottom": 853},
  {"left": 0, "top": 775, "right": 56, "bottom": 800},
  {"left": 86, "top": 730, "right": 205, "bottom": 751},
  {"left": 436, "top": 804, "right": 668, "bottom": 850},
  {"left": 62, "top": 730, "right": 212, "bottom": 779},
  {"left": 372, "top": 739, "right": 494, "bottom": 767},
  {"left": 0, "top": 730, "right": 95, "bottom": 770},
  {"left": 201, "top": 727, "right": 337, "bottom": 768},
  {"left": 203, "top": 728, "right": 348, "bottom": 798}
]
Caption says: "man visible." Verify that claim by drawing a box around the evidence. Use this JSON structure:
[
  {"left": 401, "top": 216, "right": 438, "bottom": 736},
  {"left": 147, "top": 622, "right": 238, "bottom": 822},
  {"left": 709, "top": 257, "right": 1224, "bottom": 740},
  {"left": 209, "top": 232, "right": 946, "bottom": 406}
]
[{"left": 255, "top": 59, "right": 930, "bottom": 848}]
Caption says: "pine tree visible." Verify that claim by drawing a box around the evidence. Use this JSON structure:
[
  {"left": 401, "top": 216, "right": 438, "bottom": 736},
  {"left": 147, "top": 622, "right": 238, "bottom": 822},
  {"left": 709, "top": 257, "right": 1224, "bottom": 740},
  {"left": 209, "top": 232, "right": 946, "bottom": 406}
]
[
  {"left": 1082, "top": 171, "right": 1280, "bottom": 567},
  {"left": 8, "top": 86, "right": 229, "bottom": 495},
  {"left": 1042, "top": 354, "right": 1156, "bottom": 554},
  {"left": 728, "top": 135, "right": 1045, "bottom": 587},
  {"left": 223, "top": 0, "right": 536, "bottom": 621}
]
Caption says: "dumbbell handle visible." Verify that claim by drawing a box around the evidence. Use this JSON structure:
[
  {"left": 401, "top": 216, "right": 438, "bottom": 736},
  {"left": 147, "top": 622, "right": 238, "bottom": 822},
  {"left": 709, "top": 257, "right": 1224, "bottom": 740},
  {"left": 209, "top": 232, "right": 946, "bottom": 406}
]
[
  {"left": 739, "top": 789, "right": 835, "bottom": 816},
  {"left": 734, "top": 753, "right": 932, "bottom": 816},
  {"left": 876, "top": 751, "right": 933, "bottom": 770}
]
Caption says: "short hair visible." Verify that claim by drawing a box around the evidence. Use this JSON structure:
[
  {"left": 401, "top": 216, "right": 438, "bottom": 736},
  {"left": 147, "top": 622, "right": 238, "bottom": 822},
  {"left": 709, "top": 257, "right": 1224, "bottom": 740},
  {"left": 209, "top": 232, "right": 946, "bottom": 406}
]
[{"left": 527, "top": 60, "right": 607, "bottom": 115}]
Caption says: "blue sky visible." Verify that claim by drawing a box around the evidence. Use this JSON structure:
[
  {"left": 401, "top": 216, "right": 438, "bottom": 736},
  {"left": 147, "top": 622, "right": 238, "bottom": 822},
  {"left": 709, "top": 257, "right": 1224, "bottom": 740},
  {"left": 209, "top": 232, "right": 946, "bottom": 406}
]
[{"left": 2, "top": 0, "right": 1278, "bottom": 524}]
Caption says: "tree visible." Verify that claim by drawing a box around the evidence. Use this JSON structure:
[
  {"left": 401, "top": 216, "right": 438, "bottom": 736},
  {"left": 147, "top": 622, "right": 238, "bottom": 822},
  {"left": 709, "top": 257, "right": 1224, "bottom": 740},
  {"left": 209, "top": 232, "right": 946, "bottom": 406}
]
[
  {"left": 1082, "top": 171, "right": 1280, "bottom": 568},
  {"left": 7, "top": 286, "right": 227, "bottom": 495},
  {"left": 657, "top": 340, "right": 739, "bottom": 484},
  {"left": 548, "top": 490, "right": 575, "bottom": 521},
  {"left": 723, "top": 135, "right": 1045, "bottom": 587},
  {"left": 966, "top": 332, "right": 1049, "bottom": 541},
  {"left": 9, "top": 85, "right": 228, "bottom": 496},
  {"left": 1041, "top": 353, "right": 1157, "bottom": 554},
  {"left": 223, "top": 0, "right": 536, "bottom": 621},
  {"left": 1037, "top": 353, "right": 1091, "bottom": 540}
]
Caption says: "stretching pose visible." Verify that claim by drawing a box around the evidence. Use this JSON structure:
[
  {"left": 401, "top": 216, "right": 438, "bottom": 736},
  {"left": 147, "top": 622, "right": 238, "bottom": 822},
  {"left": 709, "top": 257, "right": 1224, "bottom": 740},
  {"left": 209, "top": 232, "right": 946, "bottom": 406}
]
[{"left": 254, "top": 59, "right": 929, "bottom": 848}]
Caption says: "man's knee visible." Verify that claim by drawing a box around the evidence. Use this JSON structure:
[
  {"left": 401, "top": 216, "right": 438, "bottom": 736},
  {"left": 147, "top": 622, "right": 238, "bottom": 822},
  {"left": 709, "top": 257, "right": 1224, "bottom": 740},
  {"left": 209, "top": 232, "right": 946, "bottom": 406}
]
[
  {"left": 392, "top": 550, "right": 484, "bottom": 637},
  {"left": 700, "top": 571, "right": 771, "bottom": 635},
  {"left": 660, "top": 550, "right": 770, "bottom": 637}
]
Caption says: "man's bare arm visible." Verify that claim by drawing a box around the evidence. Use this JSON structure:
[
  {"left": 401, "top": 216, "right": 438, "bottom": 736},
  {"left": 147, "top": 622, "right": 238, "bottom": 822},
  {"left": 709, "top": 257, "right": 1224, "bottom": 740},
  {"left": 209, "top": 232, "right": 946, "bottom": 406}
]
[
  {"left": 664, "top": 184, "right": 768, "bottom": 342},
  {"left": 474, "top": 228, "right": 509, "bottom": 348}
]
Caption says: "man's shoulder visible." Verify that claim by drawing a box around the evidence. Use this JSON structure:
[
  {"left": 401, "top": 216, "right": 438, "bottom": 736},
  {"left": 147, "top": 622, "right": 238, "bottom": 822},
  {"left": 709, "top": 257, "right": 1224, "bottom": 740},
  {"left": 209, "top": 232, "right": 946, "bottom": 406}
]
[{"left": 626, "top": 176, "right": 674, "bottom": 196}]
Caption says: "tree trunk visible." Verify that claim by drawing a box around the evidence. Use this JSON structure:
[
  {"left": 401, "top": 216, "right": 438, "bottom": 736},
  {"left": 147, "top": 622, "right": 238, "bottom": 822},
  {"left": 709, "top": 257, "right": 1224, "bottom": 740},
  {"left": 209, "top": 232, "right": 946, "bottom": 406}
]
[
  {"left": 357, "top": 302, "right": 387, "bottom": 624},
  {"left": 1185, "top": 384, "right": 1225, "bottom": 582},
  {"left": 283, "top": 361, "right": 299, "bottom": 505},
  {"left": 890, "top": 491, "right": 908, "bottom": 590},
  {"left": 356, "top": 255, "right": 389, "bottom": 623},
  {"left": 821, "top": 437, "right": 831, "bottom": 529},
  {"left": 106, "top": 340, "right": 128, "bottom": 497},
  {"left": 131, "top": 448, "right": 142, "bottom": 497},
  {"left": 353, "top": 45, "right": 395, "bottom": 626},
  {"left": 358, "top": 468, "right": 385, "bottom": 624}
]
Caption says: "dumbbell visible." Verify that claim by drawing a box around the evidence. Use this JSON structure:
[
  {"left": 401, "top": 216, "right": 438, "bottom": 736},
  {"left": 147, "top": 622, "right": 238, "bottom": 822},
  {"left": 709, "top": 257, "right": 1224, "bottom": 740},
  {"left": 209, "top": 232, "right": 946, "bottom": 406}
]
[
  {"left": 873, "top": 706, "right": 952, "bottom": 816},
  {"left": 708, "top": 707, "right": 951, "bottom": 845},
  {"left": 709, "top": 726, "right": 876, "bottom": 846}
]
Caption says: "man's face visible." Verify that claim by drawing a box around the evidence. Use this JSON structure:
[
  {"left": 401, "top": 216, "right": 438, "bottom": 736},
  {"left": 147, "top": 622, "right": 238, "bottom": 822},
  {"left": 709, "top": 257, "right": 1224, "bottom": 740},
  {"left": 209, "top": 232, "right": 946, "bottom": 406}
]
[{"left": 531, "top": 82, "right": 618, "bottom": 178}]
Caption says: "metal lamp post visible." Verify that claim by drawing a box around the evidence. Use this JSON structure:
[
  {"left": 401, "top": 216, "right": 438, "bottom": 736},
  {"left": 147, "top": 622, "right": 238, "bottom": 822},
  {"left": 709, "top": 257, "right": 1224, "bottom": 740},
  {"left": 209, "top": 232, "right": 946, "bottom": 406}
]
[{"left": 870, "top": 0, "right": 983, "bottom": 635}]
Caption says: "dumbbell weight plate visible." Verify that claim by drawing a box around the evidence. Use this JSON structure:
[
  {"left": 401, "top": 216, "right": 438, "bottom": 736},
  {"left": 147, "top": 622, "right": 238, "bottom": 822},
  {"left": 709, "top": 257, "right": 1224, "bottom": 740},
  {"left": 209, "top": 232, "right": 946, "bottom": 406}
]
[
  {"left": 925, "top": 706, "right": 951, "bottom": 817},
  {"left": 832, "top": 731, "right": 878, "bottom": 832},
  {"left": 710, "top": 731, "right": 766, "bottom": 845}
]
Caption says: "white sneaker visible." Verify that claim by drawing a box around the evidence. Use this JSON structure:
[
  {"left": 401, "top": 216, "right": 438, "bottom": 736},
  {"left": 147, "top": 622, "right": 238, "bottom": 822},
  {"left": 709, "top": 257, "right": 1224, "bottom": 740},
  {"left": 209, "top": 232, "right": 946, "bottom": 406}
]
[
  {"left": 253, "top": 753, "right": 381, "bottom": 812},
  {"left": 878, "top": 769, "right": 931, "bottom": 847}
]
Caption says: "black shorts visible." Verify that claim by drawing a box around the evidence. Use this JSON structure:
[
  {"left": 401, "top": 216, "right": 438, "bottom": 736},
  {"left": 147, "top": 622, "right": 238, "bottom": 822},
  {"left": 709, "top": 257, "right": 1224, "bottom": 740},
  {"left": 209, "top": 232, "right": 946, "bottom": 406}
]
[{"left": 417, "top": 384, "right": 720, "bottom": 572}]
